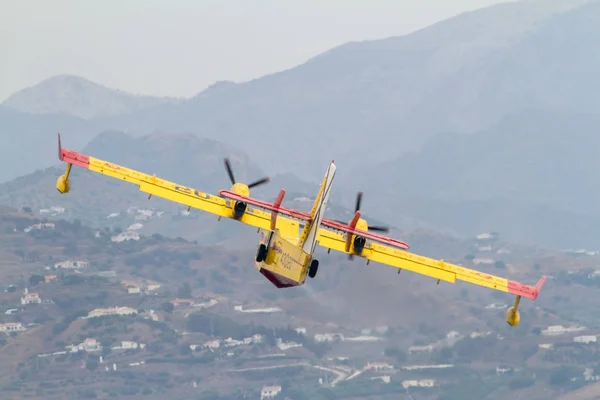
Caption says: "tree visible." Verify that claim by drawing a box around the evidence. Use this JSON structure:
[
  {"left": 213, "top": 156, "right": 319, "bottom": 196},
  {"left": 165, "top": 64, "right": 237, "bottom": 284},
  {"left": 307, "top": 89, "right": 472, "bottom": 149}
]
[
  {"left": 384, "top": 346, "right": 407, "bottom": 363},
  {"left": 179, "top": 344, "right": 192, "bottom": 356},
  {"left": 178, "top": 283, "right": 192, "bottom": 298},
  {"left": 549, "top": 366, "right": 580, "bottom": 386},
  {"left": 62, "top": 241, "right": 79, "bottom": 256},
  {"left": 14, "top": 249, "right": 25, "bottom": 261},
  {"left": 436, "top": 347, "right": 455, "bottom": 363},
  {"left": 72, "top": 219, "right": 82, "bottom": 232},
  {"left": 29, "top": 274, "right": 45, "bottom": 286},
  {"left": 161, "top": 302, "right": 175, "bottom": 313},
  {"left": 85, "top": 358, "right": 98, "bottom": 371},
  {"left": 494, "top": 260, "right": 506, "bottom": 269},
  {"left": 509, "top": 378, "right": 534, "bottom": 390},
  {"left": 27, "top": 251, "right": 40, "bottom": 262}
]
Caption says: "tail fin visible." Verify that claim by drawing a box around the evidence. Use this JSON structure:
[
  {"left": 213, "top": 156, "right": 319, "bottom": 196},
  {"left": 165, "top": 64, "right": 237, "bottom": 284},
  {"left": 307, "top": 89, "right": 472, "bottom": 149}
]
[{"left": 299, "top": 161, "right": 337, "bottom": 254}]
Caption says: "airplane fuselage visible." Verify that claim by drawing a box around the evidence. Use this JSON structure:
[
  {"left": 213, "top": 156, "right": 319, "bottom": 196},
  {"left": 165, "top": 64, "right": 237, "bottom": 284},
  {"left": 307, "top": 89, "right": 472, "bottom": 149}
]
[{"left": 254, "top": 229, "right": 312, "bottom": 288}]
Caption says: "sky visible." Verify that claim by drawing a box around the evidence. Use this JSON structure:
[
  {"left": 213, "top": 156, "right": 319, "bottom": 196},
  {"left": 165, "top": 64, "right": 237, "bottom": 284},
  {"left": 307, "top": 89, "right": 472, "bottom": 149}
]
[{"left": 0, "top": 0, "right": 515, "bottom": 101}]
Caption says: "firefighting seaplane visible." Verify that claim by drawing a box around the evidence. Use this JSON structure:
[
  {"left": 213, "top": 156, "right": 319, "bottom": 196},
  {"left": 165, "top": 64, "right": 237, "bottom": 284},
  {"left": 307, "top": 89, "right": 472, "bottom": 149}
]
[{"left": 55, "top": 133, "right": 545, "bottom": 326}]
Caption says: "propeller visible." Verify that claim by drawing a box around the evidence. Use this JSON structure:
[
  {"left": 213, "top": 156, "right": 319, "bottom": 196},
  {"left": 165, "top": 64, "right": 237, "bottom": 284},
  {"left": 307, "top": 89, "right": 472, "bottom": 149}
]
[
  {"left": 336, "top": 191, "right": 390, "bottom": 259},
  {"left": 336, "top": 192, "right": 390, "bottom": 233},
  {"left": 223, "top": 158, "right": 270, "bottom": 219},
  {"left": 224, "top": 158, "right": 270, "bottom": 188},
  {"left": 353, "top": 192, "right": 389, "bottom": 233}
]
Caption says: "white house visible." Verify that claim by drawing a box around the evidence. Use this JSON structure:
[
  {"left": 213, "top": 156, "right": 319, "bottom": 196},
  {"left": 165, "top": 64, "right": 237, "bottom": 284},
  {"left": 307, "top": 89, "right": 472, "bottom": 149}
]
[
  {"left": 21, "top": 289, "right": 41, "bottom": 305},
  {"left": 202, "top": 339, "right": 221, "bottom": 349},
  {"left": 402, "top": 379, "right": 436, "bottom": 389},
  {"left": 54, "top": 260, "right": 88, "bottom": 269},
  {"left": 260, "top": 386, "right": 281, "bottom": 399},
  {"left": 365, "top": 362, "right": 394, "bottom": 372},
  {"left": 86, "top": 307, "right": 137, "bottom": 318},
  {"left": 314, "top": 333, "right": 344, "bottom": 342},
  {"left": 111, "top": 231, "right": 140, "bottom": 242},
  {"left": 127, "top": 286, "right": 141, "bottom": 294},
  {"left": 0, "top": 322, "right": 26, "bottom": 332},
  {"left": 574, "top": 335, "right": 598, "bottom": 344},
  {"left": 68, "top": 338, "right": 102, "bottom": 353}
]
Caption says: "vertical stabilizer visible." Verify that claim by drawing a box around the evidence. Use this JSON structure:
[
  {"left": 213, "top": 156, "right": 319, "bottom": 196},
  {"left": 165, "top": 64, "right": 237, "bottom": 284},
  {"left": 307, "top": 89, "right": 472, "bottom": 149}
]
[{"left": 298, "top": 161, "right": 336, "bottom": 255}]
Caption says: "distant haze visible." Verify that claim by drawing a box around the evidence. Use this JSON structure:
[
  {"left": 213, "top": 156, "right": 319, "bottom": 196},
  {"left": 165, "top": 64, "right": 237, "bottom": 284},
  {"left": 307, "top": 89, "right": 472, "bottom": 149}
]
[{"left": 0, "top": 0, "right": 516, "bottom": 101}]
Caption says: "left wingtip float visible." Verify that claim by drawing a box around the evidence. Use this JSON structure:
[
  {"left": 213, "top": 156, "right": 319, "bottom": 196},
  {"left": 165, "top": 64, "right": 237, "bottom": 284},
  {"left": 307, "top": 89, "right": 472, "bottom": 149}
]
[
  {"left": 56, "top": 133, "right": 71, "bottom": 194},
  {"left": 56, "top": 133, "right": 94, "bottom": 194},
  {"left": 56, "top": 133, "right": 75, "bottom": 194}
]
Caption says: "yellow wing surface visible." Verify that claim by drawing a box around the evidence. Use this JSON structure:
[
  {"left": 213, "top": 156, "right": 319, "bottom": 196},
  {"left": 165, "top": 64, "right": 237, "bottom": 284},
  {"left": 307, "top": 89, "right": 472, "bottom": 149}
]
[
  {"left": 57, "top": 135, "right": 283, "bottom": 232},
  {"left": 56, "top": 134, "right": 545, "bottom": 301},
  {"left": 317, "top": 230, "right": 545, "bottom": 300}
]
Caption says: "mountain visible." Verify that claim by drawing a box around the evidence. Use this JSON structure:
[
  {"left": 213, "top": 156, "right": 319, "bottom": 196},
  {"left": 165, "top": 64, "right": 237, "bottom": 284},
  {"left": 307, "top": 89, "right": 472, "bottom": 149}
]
[
  {"left": 3, "top": 0, "right": 595, "bottom": 184},
  {"left": 86, "top": 0, "right": 598, "bottom": 180},
  {"left": 2, "top": 75, "right": 182, "bottom": 119},
  {"left": 2, "top": 0, "right": 600, "bottom": 249},
  {"left": 0, "top": 105, "right": 96, "bottom": 184},
  {"left": 356, "top": 110, "right": 600, "bottom": 249}
]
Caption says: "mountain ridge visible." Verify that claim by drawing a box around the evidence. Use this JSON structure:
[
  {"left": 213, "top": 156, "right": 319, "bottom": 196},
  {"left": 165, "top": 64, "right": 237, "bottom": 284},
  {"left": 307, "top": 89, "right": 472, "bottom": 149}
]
[{"left": 2, "top": 74, "right": 183, "bottom": 119}]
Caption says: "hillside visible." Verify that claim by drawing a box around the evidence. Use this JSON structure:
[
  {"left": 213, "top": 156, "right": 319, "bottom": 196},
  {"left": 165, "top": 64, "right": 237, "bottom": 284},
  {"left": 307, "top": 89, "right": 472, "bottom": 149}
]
[
  {"left": 2, "top": 205, "right": 600, "bottom": 399},
  {"left": 2, "top": 75, "right": 182, "bottom": 119}
]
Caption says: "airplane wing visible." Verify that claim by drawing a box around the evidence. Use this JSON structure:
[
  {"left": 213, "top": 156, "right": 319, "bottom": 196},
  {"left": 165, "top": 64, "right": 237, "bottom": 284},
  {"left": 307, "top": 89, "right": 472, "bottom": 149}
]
[
  {"left": 219, "top": 190, "right": 409, "bottom": 250},
  {"left": 57, "top": 136, "right": 286, "bottom": 232},
  {"left": 317, "top": 229, "right": 546, "bottom": 300}
]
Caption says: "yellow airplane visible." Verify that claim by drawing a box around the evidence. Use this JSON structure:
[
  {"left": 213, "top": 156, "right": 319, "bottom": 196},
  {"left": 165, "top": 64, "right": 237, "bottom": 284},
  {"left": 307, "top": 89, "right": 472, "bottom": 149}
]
[{"left": 55, "top": 133, "right": 545, "bottom": 326}]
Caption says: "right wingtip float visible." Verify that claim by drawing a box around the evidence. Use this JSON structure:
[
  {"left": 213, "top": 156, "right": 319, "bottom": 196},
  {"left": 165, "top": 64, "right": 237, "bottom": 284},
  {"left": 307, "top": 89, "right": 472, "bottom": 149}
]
[
  {"left": 505, "top": 275, "right": 547, "bottom": 326},
  {"left": 55, "top": 132, "right": 546, "bottom": 327}
]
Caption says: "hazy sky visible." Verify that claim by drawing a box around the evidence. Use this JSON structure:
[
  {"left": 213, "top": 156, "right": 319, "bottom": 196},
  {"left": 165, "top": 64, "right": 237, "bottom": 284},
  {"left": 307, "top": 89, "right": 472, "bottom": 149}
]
[{"left": 1, "top": 0, "right": 514, "bottom": 101}]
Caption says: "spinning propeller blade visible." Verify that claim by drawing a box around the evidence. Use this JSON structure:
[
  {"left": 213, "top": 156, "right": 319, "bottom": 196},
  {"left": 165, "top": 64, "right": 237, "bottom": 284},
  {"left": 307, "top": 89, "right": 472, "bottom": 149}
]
[
  {"left": 248, "top": 177, "right": 270, "bottom": 188},
  {"left": 223, "top": 158, "right": 270, "bottom": 189},
  {"left": 224, "top": 158, "right": 236, "bottom": 185},
  {"left": 355, "top": 191, "right": 362, "bottom": 213},
  {"left": 368, "top": 225, "right": 389, "bottom": 233},
  {"left": 341, "top": 191, "right": 390, "bottom": 259},
  {"left": 351, "top": 191, "right": 389, "bottom": 233}
]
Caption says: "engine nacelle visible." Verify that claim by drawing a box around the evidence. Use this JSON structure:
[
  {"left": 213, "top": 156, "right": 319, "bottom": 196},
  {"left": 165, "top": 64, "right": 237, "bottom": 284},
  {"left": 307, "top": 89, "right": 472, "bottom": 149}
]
[
  {"left": 505, "top": 306, "right": 520, "bottom": 326},
  {"left": 233, "top": 201, "right": 247, "bottom": 219},
  {"left": 353, "top": 236, "right": 366, "bottom": 254},
  {"left": 56, "top": 174, "right": 70, "bottom": 194}
]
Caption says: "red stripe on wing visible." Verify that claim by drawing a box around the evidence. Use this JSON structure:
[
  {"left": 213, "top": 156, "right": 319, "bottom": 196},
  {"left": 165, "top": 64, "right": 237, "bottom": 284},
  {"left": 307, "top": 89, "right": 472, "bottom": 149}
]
[
  {"left": 219, "top": 190, "right": 311, "bottom": 221},
  {"left": 61, "top": 148, "right": 90, "bottom": 169},
  {"left": 507, "top": 276, "right": 547, "bottom": 300},
  {"left": 321, "top": 219, "right": 410, "bottom": 250},
  {"left": 219, "top": 190, "right": 410, "bottom": 250}
]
